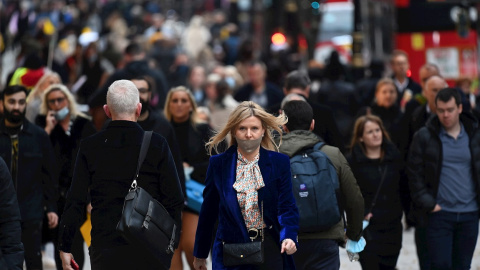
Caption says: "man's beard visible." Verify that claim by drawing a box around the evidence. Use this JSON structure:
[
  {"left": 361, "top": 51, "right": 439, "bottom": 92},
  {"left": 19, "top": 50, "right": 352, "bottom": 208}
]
[{"left": 4, "top": 108, "right": 25, "bottom": 124}]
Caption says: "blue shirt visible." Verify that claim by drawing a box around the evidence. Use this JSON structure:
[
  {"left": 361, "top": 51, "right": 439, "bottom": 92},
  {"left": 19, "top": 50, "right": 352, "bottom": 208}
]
[{"left": 437, "top": 123, "right": 478, "bottom": 212}]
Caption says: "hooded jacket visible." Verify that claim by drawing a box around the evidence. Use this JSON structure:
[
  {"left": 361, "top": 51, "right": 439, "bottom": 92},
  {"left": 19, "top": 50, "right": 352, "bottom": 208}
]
[{"left": 279, "top": 130, "right": 364, "bottom": 242}]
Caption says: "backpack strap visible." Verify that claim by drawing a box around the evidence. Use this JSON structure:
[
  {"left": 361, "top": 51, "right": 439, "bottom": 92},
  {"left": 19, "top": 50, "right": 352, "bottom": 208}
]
[{"left": 312, "top": 142, "right": 325, "bottom": 151}]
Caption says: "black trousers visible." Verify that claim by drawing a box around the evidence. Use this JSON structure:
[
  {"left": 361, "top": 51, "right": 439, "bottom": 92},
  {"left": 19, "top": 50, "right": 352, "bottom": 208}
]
[
  {"left": 89, "top": 245, "right": 162, "bottom": 270},
  {"left": 293, "top": 239, "right": 340, "bottom": 270},
  {"left": 22, "top": 220, "right": 43, "bottom": 270},
  {"left": 254, "top": 228, "right": 284, "bottom": 270}
]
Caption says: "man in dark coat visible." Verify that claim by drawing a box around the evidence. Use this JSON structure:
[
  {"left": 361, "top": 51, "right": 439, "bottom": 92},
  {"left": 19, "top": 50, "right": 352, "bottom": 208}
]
[
  {"left": 268, "top": 70, "right": 345, "bottom": 152},
  {"left": 59, "top": 80, "right": 184, "bottom": 270},
  {"left": 0, "top": 85, "right": 58, "bottom": 270},
  {"left": 234, "top": 61, "right": 284, "bottom": 109},
  {"left": 407, "top": 88, "right": 480, "bottom": 270},
  {"left": 88, "top": 42, "right": 170, "bottom": 130},
  {"left": 390, "top": 50, "right": 422, "bottom": 112},
  {"left": 131, "top": 76, "right": 186, "bottom": 196},
  {"left": 0, "top": 156, "right": 24, "bottom": 270}
]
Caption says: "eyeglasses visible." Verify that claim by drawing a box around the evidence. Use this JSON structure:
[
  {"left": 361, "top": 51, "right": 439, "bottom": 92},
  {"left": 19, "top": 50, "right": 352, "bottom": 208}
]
[{"left": 47, "top": 97, "right": 66, "bottom": 105}]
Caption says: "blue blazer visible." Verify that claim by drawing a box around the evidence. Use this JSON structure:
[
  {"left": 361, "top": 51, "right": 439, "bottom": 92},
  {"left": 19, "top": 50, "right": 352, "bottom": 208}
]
[{"left": 194, "top": 145, "right": 299, "bottom": 269}]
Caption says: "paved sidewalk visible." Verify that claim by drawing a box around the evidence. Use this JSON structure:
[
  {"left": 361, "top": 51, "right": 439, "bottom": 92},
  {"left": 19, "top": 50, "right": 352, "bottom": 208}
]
[{"left": 42, "top": 226, "right": 480, "bottom": 270}]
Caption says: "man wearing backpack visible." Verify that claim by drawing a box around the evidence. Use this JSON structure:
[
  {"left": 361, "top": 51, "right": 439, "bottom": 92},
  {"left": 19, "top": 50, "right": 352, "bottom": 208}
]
[{"left": 279, "top": 100, "right": 364, "bottom": 269}]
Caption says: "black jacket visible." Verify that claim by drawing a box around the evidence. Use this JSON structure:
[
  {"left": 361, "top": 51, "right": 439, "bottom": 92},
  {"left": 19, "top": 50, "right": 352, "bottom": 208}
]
[
  {"left": 59, "top": 121, "right": 184, "bottom": 254},
  {"left": 407, "top": 113, "right": 480, "bottom": 226},
  {"left": 138, "top": 109, "right": 186, "bottom": 196},
  {"left": 171, "top": 120, "right": 213, "bottom": 184},
  {"left": 0, "top": 157, "right": 24, "bottom": 270},
  {"left": 0, "top": 119, "right": 58, "bottom": 221},
  {"left": 347, "top": 142, "right": 409, "bottom": 256},
  {"left": 234, "top": 82, "right": 284, "bottom": 109}
]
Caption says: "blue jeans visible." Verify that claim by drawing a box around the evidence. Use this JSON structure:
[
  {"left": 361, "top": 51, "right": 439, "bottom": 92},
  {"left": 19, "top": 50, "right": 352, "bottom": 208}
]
[
  {"left": 293, "top": 239, "right": 339, "bottom": 270},
  {"left": 427, "top": 210, "right": 479, "bottom": 270}
]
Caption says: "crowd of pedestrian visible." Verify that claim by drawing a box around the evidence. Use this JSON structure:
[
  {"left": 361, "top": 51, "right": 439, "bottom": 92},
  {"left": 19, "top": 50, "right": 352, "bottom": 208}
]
[{"left": 1, "top": 1, "right": 480, "bottom": 270}]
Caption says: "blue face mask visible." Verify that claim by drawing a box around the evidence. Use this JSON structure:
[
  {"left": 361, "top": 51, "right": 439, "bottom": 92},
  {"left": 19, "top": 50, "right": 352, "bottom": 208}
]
[{"left": 55, "top": 106, "right": 70, "bottom": 121}]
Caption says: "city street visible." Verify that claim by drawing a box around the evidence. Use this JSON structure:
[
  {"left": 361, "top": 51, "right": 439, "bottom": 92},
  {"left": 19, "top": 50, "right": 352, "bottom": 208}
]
[{"left": 42, "top": 225, "right": 480, "bottom": 270}]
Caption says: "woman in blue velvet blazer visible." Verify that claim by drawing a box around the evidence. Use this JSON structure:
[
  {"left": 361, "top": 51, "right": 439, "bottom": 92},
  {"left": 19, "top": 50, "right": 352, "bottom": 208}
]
[{"left": 193, "top": 101, "right": 299, "bottom": 270}]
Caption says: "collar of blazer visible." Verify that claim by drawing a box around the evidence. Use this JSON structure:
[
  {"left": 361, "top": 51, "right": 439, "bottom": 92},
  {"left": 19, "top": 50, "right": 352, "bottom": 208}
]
[{"left": 220, "top": 145, "right": 273, "bottom": 238}]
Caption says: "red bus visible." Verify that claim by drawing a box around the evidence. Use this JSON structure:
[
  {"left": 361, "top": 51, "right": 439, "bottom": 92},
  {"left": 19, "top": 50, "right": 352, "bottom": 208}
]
[{"left": 395, "top": 0, "right": 478, "bottom": 85}]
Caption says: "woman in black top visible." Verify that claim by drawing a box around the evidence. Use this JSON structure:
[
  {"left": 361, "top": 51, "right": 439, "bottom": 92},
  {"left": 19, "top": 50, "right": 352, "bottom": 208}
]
[
  {"left": 36, "top": 84, "right": 96, "bottom": 270},
  {"left": 164, "top": 86, "right": 214, "bottom": 270},
  {"left": 347, "top": 115, "right": 409, "bottom": 270}
]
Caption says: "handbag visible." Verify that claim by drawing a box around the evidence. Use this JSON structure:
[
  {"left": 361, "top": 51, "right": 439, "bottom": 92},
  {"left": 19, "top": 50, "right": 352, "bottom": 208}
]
[
  {"left": 223, "top": 202, "right": 264, "bottom": 266},
  {"left": 116, "top": 131, "right": 177, "bottom": 266}
]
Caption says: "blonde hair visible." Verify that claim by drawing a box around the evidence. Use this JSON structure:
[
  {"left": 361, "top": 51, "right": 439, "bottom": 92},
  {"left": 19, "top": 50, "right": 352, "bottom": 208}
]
[
  {"left": 375, "top": 77, "right": 395, "bottom": 94},
  {"left": 27, "top": 71, "right": 61, "bottom": 103},
  {"left": 40, "top": 84, "right": 89, "bottom": 119},
  {"left": 164, "top": 86, "right": 200, "bottom": 126},
  {"left": 206, "top": 101, "right": 287, "bottom": 155}
]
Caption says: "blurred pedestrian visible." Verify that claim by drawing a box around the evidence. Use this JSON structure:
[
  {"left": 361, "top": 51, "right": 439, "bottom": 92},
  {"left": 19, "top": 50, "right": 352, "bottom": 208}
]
[
  {"left": 0, "top": 85, "right": 58, "bottom": 270},
  {"left": 36, "top": 83, "right": 96, "bottom": 270},
  {"left": 25, "top": 71, "right": 61, "bottom": 123}
]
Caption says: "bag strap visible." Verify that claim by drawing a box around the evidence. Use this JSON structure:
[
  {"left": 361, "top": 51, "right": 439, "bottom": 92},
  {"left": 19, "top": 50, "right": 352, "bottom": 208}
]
[
  {"left": 130, "top": 131, "right": 153, "bottom": 190},
  {"left": 369, "top": 164, "right": 388, "bottom": 212}
]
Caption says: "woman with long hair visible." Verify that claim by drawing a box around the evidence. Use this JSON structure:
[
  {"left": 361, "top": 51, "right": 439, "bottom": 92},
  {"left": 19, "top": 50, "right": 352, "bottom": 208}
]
[
  {"left": 347, "top": 115, "right": 409, "bottom": 270},
  {"left": 36, "top": 84, "right": 96, "bottom": 270},
  {"left": 193, "top": 101, "right": 298, "bottom": 270},
  {"left": 164, "top": 86, "right": 215, "bottom": 270}
]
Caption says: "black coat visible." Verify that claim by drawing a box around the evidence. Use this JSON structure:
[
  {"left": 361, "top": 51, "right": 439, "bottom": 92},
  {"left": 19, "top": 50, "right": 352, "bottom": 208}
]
[
  {"left": 171, "top": 120, "right": 213, "bottom": 184},
  {"left": 407, "top": 113, "right": 480, "bottom": 226},
  {"left": 35, "top": 115, "right": 96, "bottom": 198},
  {"left": 138, "top": 109, "right": 186, "bottom": 196},
  {"left": 234, "top": 82, "right": 284, "bottom": 109},
  {"left": 347, "top": 142, "right": 408, "bottom": 256},
  {"left": 59, "top": 121, "right": 184, "bottom": 264},
  {"left": 0, "top": 120, "right": 58, "bottom": 221},
  {"left": 268, "top": 99, "right": 345, "bottom": 152},
  {"left": 356, "top": 104, "right": 403, "bottom": 147},
  {"left": 0, "top": 157, "right": 24, "bottom": 270}
]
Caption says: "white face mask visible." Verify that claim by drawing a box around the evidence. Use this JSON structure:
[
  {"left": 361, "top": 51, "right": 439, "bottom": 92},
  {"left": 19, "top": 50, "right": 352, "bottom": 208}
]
[
  {"left": 236, "top": 137, "right": 262, "bottom": 153},
  {"left": 55, "top": 106, "right": 70, "bottom": 121}
]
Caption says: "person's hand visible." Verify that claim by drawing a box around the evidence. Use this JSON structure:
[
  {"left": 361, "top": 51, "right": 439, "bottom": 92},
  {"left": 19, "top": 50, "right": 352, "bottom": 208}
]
[
  {"left": 59, "top": 251, "right": 74, "bottom": 270},
  {"left": 364, "top": 212, "right": 373, "bottom": 221},
  {"left": 193, "top": 257, "right": 207, "bottom": 270},
  {"left": 86, "top": 203, "right": 92, "bottom": 214},
  {"left": 47, "top": 212, "right": 58, "bottom": 228},
  {"left": 431, "top": 204, "right": 442, "bottom": 213},
  {"left": 45, "top": 110, "right": 57, "bottom": 134},
  {"left": 281, "top": 238, "right": 297, "bottom": 255}
]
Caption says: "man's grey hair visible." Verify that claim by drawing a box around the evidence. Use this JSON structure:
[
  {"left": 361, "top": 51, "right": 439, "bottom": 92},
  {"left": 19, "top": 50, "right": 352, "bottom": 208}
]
[
  {"left": 280, "top": 93, "right": 306, "bottom": 109},
  {"left": 106, "top": 80, "right": 140, "bottom": 116}
]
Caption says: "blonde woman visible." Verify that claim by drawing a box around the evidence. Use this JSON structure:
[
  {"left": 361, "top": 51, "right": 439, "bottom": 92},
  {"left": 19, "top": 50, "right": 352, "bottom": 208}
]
[
  {"left": 193, "top": 101, "right": 299, "bottom": 270},
  {"left": 26, "top": 71, "right": 61, "bottom": 123},
  {"left": 164, "top": 86, "right": 216, "bottom": 270},
  {"left": 36, "top": 84, "right": 96, "bottom": 269}
]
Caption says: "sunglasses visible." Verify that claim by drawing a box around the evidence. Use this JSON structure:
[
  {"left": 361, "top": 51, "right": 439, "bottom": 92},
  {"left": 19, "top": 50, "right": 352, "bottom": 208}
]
[{"left": 47, "top": 97, "right": 66, "bottom": 105}]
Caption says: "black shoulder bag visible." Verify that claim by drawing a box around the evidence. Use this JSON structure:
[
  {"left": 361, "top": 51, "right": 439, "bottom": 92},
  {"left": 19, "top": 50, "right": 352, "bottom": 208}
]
[
  {"left": 117, "top": 131, "right": 177, "bottom": 266},
  {"left": 223, "top": 202, "right": 264, "bottom": 266}
]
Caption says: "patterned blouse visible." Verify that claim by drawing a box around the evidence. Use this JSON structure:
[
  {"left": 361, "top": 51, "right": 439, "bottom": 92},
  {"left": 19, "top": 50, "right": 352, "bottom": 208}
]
[{"left": 233, "top": 151, "right": 265, "bottom": 229}]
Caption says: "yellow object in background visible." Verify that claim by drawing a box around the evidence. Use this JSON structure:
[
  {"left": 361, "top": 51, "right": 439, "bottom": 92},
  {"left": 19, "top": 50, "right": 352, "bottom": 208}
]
[
  {"left": 43, "top": 19, "right": 55, "bottom": 35},
  {"left": 411, "top": 33, "right": 425, "bottom": 51},
  {"left": 80, "top": 213, "right": 92, "bottom": 247}
]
